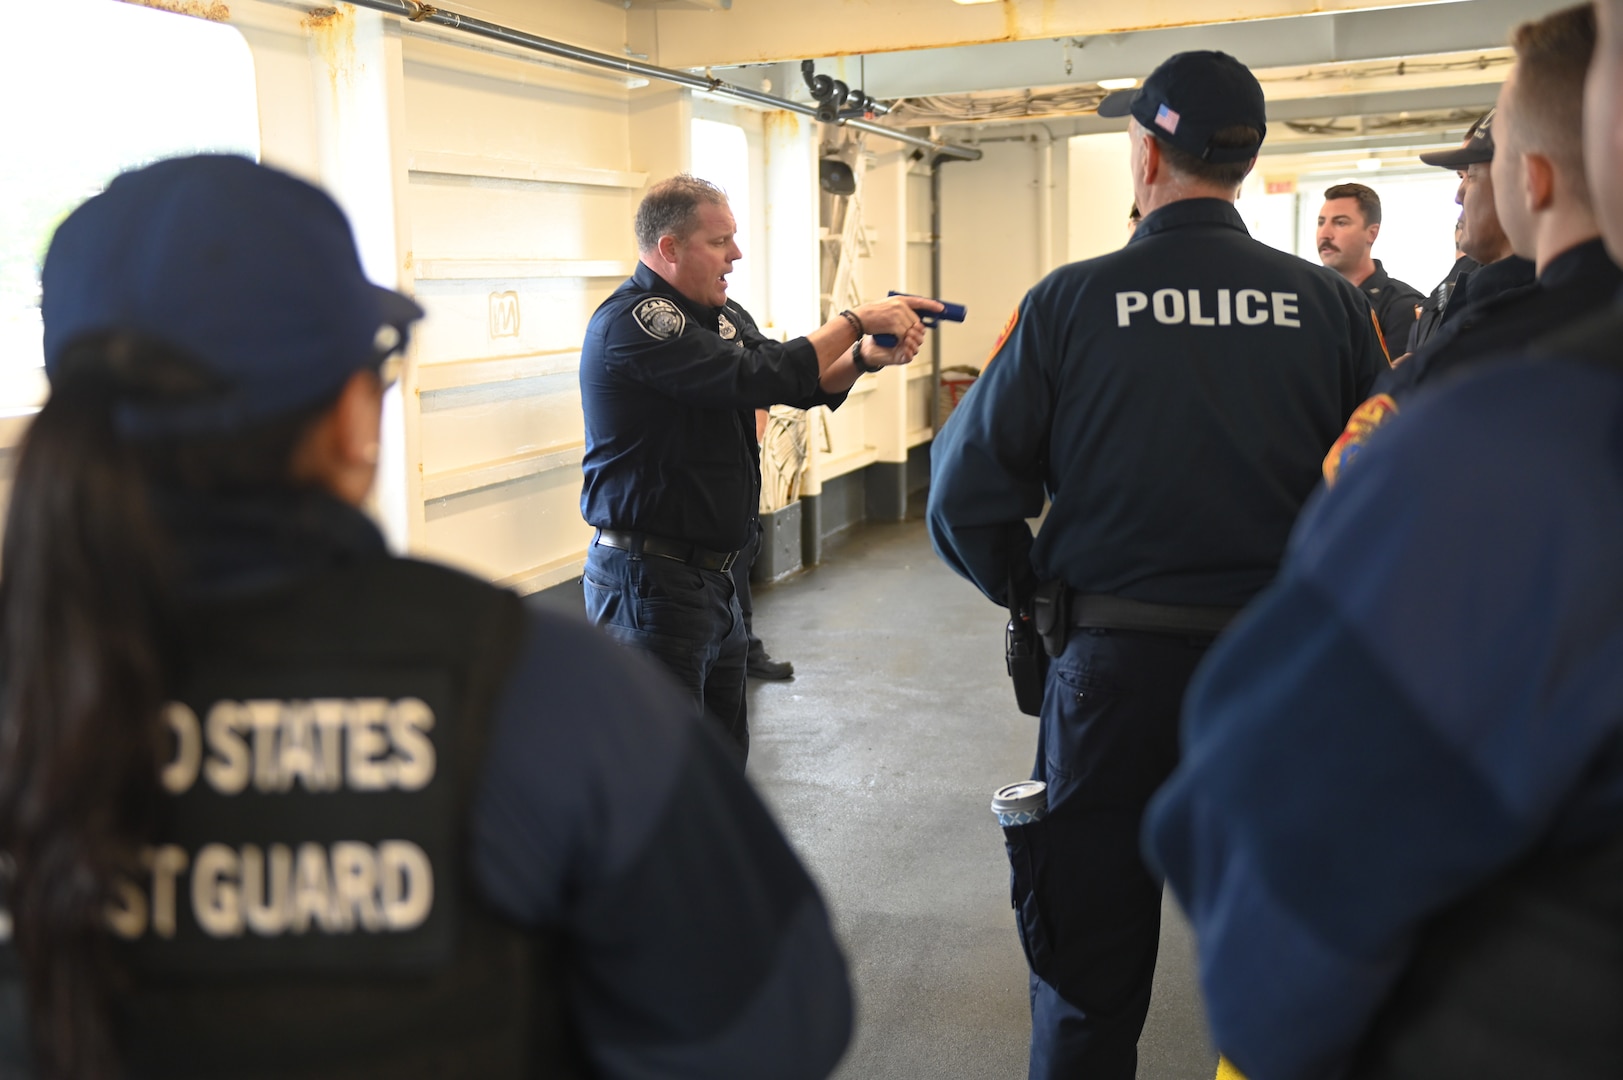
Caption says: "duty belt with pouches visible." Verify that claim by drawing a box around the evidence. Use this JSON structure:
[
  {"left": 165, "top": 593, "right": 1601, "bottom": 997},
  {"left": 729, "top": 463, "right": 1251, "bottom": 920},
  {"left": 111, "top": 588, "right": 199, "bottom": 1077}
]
[{"left": 1032, "top": 584, "right": 1241, "bottom": 655}]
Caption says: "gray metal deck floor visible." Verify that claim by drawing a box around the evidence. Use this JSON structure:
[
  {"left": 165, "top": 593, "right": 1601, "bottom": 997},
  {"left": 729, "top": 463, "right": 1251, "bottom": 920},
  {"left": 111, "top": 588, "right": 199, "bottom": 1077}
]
[{"left": 745, "top": 517, "right": 1219, "bottom": 1080}]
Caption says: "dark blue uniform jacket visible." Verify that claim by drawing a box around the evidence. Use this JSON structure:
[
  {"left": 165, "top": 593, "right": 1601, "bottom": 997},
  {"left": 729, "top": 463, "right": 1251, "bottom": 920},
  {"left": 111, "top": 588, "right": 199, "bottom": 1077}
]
[
  {"left": 1434, "top": 254, "right": 1536, "bottom": 339},
  {"left": 581, "top": 264, "right": 846, "bottom": 553},
  {"left": 1406, "top": 254, "right": 1478, "bottom": 354},
  {"left": 1322, "top": 242, "right": 1620, "bottom": 486},
  {"left": 162, "top": 489, "right": 854, "bottom": 1079},
  {"left": 1145, "top": 339, "right": 1623, "bottom": 1080},
  {"left": 1379, "top": 239, "right": 1621, "bottom": 399},
  {"left": 928, "top": 198, "right": 1385, "bottom": 608},
  {"left": 1358, "top": 259, "right": 1423, "bottom": 360}
]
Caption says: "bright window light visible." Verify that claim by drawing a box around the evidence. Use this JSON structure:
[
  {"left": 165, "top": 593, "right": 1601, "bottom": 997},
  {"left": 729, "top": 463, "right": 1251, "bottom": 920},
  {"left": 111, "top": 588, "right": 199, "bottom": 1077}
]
[
  {"left": 1235, "top": 188, "right": 1300, "bottom": 258},
  {"left": 690, "top": 118, "right": 755, "bottom": 316},
  {"left": 0, "top": 0, "right": 259, "bottom": 411}
]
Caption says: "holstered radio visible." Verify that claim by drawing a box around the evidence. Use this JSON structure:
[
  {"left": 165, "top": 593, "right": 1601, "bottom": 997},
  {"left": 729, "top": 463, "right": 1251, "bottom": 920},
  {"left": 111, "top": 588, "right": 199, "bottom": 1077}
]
[
  {"left": 1006, "top": 571, "right": 1063, "bottom": 717},
  {"left": 1005, "top": 606, "right": 1047, "bottom": 717}
]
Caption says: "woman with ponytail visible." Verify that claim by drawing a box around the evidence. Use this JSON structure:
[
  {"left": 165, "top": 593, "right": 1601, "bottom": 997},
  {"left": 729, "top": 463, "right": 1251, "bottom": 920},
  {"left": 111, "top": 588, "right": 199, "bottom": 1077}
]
[{"left": 0, "top": 155, "right": 853, "bottom": 1080}]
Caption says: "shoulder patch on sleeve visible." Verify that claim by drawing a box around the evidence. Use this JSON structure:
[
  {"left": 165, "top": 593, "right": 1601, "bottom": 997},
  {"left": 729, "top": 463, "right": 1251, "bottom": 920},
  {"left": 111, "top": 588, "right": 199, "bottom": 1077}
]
[
  {"left": 633, "top": 297, "right": 687, "bottom": 340},
  {"left": 1323, "top": 393, "right": 1399, "bottom": 488},
  {"left": 984, "top": 305, "right": 1020, "bottom": 368}
]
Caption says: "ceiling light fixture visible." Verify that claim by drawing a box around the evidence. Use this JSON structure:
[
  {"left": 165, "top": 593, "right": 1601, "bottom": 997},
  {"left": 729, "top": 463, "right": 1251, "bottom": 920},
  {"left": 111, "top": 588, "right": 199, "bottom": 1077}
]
[
  {"left": 1356, "top": 157, "right": 1383, "bottom": 172},
  {"left": 1097, "top": 78, "right": 1138, "bottom": 90}
]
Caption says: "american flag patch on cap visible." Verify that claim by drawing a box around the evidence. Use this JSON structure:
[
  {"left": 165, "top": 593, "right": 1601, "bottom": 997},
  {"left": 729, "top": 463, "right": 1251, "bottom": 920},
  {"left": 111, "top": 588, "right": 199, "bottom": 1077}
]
[{"left": 1155, "top": 103, "right": 1180, "bottom": 134}]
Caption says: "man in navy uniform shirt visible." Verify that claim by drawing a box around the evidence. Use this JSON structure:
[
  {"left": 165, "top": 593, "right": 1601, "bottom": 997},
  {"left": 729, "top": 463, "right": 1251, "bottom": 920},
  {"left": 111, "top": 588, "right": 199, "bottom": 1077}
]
[
  {"left": 1315, "top": 182, "right": 1423, "bottom": 359},
  {"left": 927, "top": 51, "right": 1383, "bottom": 1080},
  {"left": 1146, "top": 2, "right": 1623, "bottom": 1076},
  {"left": 580, "top": 176, "right": 932, "bottom": 760}
]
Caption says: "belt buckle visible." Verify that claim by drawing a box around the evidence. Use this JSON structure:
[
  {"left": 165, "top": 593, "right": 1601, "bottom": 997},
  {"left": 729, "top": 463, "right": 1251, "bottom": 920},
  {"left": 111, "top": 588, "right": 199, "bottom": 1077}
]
[{"left": 718, "top": 551, "right": 738, "bottom": 572}]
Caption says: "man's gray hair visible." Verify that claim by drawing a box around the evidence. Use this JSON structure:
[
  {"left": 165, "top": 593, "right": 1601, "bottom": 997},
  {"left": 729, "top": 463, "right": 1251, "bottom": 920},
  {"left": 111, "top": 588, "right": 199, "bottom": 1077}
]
[{"left": 635, "top": 175, "right": 728, "bottom": 253}]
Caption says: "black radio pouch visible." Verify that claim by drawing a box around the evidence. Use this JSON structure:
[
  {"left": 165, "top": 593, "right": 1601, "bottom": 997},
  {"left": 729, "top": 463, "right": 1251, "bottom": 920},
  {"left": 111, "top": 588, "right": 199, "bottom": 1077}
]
[{"left": 1005, "top": 570, "right": 1049, "bottom": 717}]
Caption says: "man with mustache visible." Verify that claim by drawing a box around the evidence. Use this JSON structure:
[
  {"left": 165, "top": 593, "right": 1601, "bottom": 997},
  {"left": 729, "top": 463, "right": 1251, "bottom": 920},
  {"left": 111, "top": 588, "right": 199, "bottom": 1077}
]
[{"left": 1315, "top": 183, "right": 1423, "bottom": 359}]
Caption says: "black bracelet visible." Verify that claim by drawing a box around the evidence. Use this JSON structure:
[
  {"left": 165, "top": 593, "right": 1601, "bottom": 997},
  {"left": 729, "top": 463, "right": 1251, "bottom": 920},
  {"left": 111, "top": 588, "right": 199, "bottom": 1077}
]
[
  {"left": 851, "top": 338, "right": 882, "bottom": 374},
  {"left": 839, "top": 309, "right": 865, "bottom": 338}
]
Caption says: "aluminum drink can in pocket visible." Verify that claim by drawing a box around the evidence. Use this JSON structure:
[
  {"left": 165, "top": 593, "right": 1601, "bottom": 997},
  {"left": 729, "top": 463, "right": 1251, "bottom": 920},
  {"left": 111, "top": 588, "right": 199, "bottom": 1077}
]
[{"left": 991, "top": 780, "right": 1048, "bottom": 827}]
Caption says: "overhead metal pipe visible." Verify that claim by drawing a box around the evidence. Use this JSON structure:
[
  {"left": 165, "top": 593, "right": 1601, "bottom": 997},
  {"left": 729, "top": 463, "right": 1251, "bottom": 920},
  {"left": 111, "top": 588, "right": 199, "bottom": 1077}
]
[{"left": 340, "top": 0, "right": 981, "bottom": 161}]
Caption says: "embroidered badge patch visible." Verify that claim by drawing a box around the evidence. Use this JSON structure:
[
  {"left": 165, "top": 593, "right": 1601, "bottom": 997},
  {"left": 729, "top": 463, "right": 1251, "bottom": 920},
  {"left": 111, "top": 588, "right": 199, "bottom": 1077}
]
[
  {"left": 1322, "top": 393, "right": 1399, "bottom": 487},
  {"left": 984, "top": 305, "right": 1019, "bottom": 368},
  {"left": 1155, "top": 103, "right": 1180, "bottom": 134},
  {"left": 718, "top": 311, "right": 738, "bottom": 341},
  {"left": 633, "top": 297, "right": 686, "bottom": 340}
]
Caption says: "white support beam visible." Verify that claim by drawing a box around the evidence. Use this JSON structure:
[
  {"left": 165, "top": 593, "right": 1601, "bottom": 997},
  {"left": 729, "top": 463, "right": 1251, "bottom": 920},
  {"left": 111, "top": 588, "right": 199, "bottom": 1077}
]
[
  {"left": 728, "top": 0, "right": 1566, "bottom": 102},
  {"left": 935, "top": 82, "right": 1504, "bottom": 142},
  {"left": 650, "top": 0, "right": 1471, "bottom": 69}
]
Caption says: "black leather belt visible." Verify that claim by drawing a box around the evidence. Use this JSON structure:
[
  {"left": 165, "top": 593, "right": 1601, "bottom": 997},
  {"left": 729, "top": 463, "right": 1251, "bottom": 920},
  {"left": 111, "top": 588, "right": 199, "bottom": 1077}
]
[
  {"left": 1071, "top": 593, "right": 1241, "bottom": 637},
  {"left": 593, "top": 529, "right": 739, "bottom": 573}
]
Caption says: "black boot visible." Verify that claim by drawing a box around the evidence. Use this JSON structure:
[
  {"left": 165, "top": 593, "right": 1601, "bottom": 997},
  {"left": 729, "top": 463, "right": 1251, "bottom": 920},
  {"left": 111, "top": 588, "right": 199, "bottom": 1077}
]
[{"left": 747, "top": 646, "right": 794, "bottom": 680}]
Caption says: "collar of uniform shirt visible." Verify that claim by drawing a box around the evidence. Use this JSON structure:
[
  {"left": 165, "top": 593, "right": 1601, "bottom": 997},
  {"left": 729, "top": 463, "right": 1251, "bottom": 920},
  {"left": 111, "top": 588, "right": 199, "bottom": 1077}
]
[
  {"left": 1362, "top": 262, "right": 1392, "bottom": 295},
  {"left": 1454, "top": 255, "right": 1537, "bottom": 314},
  {"left": 1128, "top": 198, "right": 1249, "bottom": 244},
  {"left": 632, "top": 261, "right": 727, "bottom": 332},
  {"left": 1537, "top": 236, "right": 1619, "bottom": 291}
]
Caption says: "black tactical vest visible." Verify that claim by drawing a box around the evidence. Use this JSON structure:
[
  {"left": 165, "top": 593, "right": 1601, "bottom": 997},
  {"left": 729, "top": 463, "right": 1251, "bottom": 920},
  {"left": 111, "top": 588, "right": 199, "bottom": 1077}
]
[{"left": 1, "top": 556, "right": 588, "bottom": 1079}]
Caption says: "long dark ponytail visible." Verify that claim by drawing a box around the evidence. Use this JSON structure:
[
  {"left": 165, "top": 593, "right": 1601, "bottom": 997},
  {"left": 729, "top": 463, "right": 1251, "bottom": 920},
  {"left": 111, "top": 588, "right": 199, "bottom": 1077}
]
[
  {"left": 0, "top": 334, "right": 332, "bottom": 1078},
  {"left": 0, "top": 335, "right": 179, "bottom": 1078}
]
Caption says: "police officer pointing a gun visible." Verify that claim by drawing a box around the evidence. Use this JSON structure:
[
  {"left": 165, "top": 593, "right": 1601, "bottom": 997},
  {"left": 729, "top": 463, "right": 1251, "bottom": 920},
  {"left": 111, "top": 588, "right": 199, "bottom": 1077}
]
[
  {"left": 928, "top": 52, "right": 1384, "bottom": 1080},
  {"left": 581, "top": 176, "right": 936, "bottom": 761}
]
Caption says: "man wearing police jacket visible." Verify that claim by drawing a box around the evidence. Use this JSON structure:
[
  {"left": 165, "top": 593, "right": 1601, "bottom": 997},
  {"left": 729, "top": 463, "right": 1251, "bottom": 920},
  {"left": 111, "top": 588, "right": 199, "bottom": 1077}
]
[
  {"left": 1147, "top": 3, "right": 1623, "bottom": 1076},
  {"left": 928, "top": 51, "right": 1383, "bottom": 1080}
]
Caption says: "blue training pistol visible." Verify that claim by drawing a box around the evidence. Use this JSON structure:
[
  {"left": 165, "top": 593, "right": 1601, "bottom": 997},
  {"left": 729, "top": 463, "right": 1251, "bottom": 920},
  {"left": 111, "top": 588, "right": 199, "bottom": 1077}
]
[{"left": 873, "top": 291, "right": 967, "bottom": 347}]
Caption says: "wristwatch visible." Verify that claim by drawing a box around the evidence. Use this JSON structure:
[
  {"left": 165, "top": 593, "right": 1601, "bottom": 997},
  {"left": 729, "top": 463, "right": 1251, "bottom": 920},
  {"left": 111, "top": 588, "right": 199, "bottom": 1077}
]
[{"left": 851, "top": 339, "right": 882, "bottom": 374}]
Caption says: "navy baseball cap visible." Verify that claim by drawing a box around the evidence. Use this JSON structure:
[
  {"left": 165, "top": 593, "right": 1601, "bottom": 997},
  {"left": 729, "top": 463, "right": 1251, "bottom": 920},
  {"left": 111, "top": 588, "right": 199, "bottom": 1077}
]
[
  {"left": 1097, "top": 51, "right": 1267, "bottom": 163},
  {"left": 41, "top": 154, "right": 423, "bottom": 433},
  {"left": 1419, "top": 110, "right": 1496, "bottom": 169}
]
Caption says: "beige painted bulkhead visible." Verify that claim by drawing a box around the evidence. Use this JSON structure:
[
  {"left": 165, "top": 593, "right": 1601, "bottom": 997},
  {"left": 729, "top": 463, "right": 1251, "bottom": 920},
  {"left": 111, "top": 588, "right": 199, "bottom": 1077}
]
[{"left": 3, "top": 0, "right": 1538, "bottom": 589}]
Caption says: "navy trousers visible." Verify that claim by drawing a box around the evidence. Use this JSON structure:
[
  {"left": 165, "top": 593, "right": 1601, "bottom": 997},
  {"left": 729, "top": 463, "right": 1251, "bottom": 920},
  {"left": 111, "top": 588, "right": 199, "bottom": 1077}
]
[
  {"left": 583, "top": 542, "right": 749, "bottom": 760},
  {"left": 730, "top": 517, "right": 764, "bottom": 656},
  {"left": 1007, "top": 628, "right": 1214, "bottom": 1080}
]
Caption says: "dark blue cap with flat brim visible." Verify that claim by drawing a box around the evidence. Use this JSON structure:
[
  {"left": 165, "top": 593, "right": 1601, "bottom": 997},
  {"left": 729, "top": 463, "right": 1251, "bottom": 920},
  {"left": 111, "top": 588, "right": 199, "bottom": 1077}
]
[
  {"left": 1098, "top": 51, "right": 1267, "bottom": 163},
  {"left": 41, "top": 154, "right": 423, "bottom": 435},
  {"left": 1418, "top": 109, "right": 1495, "bottom": 169}
]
